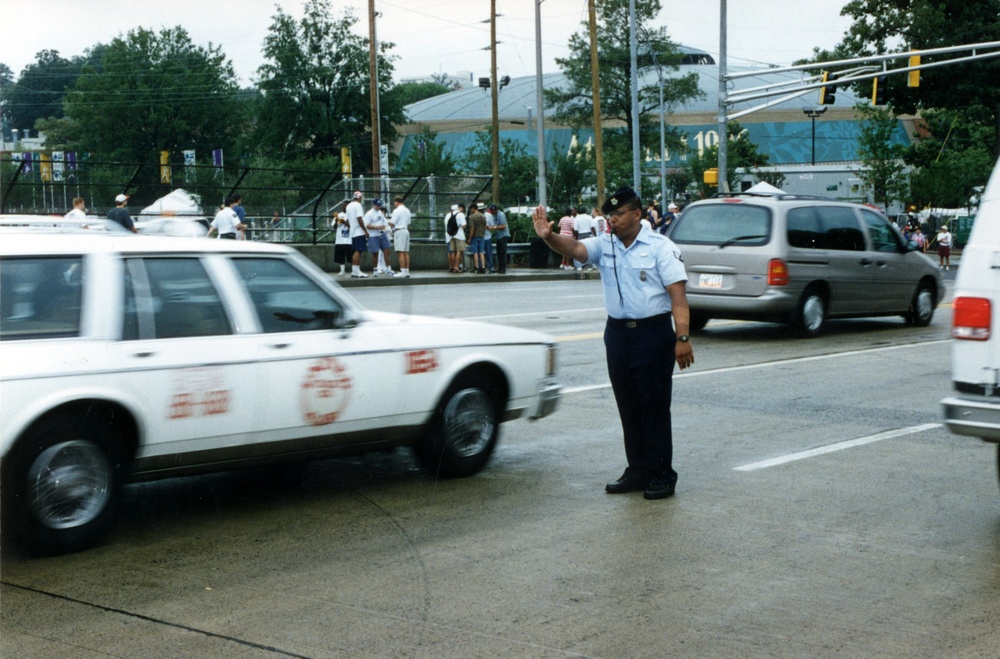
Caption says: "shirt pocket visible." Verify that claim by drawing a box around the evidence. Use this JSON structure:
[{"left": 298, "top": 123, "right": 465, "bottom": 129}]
[{"left": 633, "top": 254, "right": 663, "bottom": 285}]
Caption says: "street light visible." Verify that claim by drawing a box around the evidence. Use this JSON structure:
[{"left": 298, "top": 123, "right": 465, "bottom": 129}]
[{"left": 802, "top": 106, "right": 827, "bottom": 166}]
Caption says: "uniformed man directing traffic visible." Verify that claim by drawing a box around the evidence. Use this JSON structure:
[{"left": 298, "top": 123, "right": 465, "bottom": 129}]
[{"left": 532, "top": 186, "right": 694, "bottom": 499}]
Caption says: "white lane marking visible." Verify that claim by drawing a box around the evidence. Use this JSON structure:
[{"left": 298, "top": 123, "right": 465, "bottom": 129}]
[
  {"left": 562, "top": 339, "right": 950, "bottom": 394},
  {"left": 733, "top": 423, "right": 943, "bottom": 472}
]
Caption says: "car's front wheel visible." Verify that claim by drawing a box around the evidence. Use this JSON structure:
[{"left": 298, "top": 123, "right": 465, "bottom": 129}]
[
  {"left": 417, "top": 376, "right": 500, "bottom": 478},
  {"left": 2, "top": 415, "right": 125, "bottom": 555},
  {"left": 906, "top": 281, "right": 935, "bottom": 327}
]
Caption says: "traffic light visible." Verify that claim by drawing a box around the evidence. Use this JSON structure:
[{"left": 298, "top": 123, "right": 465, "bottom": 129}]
[
  {"left": 908, "top": 53, "right": 921, "bottom": 88},
  {"left": 818, "top": 71, "right": 838, "bottom": 105},
  {"left": 872, "top": 75, "right": 888, "bottom": 105},
  {"left": 703, "top": 168, "right": 718, "bottom": 185}
]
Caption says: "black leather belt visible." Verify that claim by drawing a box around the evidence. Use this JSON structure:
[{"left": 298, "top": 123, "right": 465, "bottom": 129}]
[{"left": 607, "top": 313, "right": 670, "bottom": 329}]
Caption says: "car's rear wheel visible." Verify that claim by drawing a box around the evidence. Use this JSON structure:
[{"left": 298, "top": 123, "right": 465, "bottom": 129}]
[
  {"left": 689, "top": 312, "right": 710, "bottom": 332},
  {"left": 417, "top": 376, "right": 500, "bottom": 479},
  {"left": 906, "top": 281, "right": 935, "bottom": 327},
  {"left": 2, "top": 415, "right": 125, "bottom": 555},
  {"left": 794, "top": 288, "right": 827, "bottom": 338}
]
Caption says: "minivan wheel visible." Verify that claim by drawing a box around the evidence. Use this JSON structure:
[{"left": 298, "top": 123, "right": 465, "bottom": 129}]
[
  {"left": 906, "top": 282, "right": 935, "bottom": 327},
  {"left": 794, "top": 289, "right": 827, "bottom": 338}
]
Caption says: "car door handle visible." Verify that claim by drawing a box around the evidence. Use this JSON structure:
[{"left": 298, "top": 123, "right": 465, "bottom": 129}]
[
  {"left": 859, "top": 258, "right": 872, "bottom": 266},
  {"left": 269, "top": 342, "right": 291, "bottom": 349},
  {"left": 132, "top": 351, "right": 155, "bottom": 358}
]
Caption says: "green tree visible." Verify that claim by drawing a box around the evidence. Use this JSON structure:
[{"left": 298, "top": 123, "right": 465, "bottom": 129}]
[
  {"left": 750, "top": 168, "right": 787, "bottom": 190},
  {"left": 685, "top": 123, "right": 771, "bottom": 197},
  {"left": 65, "top": 28, "right": 241, "bottom": 164},
  {"left": 254, "top": 0, "right": 404, "bottom": 170},
  {"left": 905, "top": 107, "right": 995, "bottom": 209},
  {"left": 430, "top": 72, "right": 462, "bottom": 90},
  {"left": 836, "top": 0, "right": 1000, "bottom": 155},
  {"left": 545, "top": 0, "right": 702, "bottom": 177},
  {"left": 547, "top": 143, "right": 595, "bottom": 209},
  {"left": 397, "top": 126, "right": 456, "bottom": 177},
  {"left": 464, "top": 130, "right": 538, "bottom": 206},
  {"left": 388, "top": 81, "right": 452, "bottom": 108},
  {"left": 855, "top": 104, "right": 908, "bottom": 210},
  {"left": 2, "top": 50, "right": 85, "bottom": 130}
]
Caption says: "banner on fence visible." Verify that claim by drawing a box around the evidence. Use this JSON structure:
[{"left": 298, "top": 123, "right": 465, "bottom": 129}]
[
  {"left": 160, "top": 151, "right": 171, "bottom": 184},
  {"left": 40, "top": 153, "right": 52, "bottom": 182},
  {"left": 341, "top": 146, "right": 351, "bottom": 176},
  {"left": 52, "top": 151, "right": 64, "bottom": 182}
]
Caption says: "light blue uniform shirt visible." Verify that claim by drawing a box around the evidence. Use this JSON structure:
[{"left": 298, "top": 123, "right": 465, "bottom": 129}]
[{"left": 581, "top": 228, "right": 688, "bottom": 319}]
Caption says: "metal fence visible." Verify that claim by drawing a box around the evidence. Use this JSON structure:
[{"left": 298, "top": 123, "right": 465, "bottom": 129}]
[{"left": 0, "top": 157, "right": 500, "bottom": 244}]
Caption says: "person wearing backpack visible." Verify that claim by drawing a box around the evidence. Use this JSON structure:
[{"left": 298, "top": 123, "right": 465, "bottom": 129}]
[{"left": 445, "top": 204, "right": 467, "bottom": 273}]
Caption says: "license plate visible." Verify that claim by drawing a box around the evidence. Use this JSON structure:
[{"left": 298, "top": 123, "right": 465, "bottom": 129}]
[{"left": 699, "top": 274, "right": 724, "bottom": 288}]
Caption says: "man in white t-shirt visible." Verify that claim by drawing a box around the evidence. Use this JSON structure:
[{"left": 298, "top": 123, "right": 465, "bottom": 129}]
[
  {"left": 446, "top": 204, "right": 467, "bottom": 273},
  {"left": 65, "top": 197, "right": 87, "bottom": 221},
  {"left": 208, "top": 197, "right": 247, "bottom": 239},
  {"left": 345, "top": 191, "right": 368, "bottom": 278},
  {"left": 936, "top": 225, "right": 953, "bottom": 271},
  {"left": 572, "top": 208, "right": 597, "bottom": 271},
  {"left": 573, "top": 208, "right": 595, "bottom": 239},
  {"left": 390, "top": 196, "right": 412, "bottom": 278}
]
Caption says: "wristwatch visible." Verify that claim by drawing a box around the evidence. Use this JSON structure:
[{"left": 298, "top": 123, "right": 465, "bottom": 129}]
[{"left": 677, "top": 335, "right": 690, "bottom": 343}]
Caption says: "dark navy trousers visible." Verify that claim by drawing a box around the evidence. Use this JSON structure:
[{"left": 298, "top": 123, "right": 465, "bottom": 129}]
[{"left": 604, "top": 315, "right": 677, "bottom": 483}]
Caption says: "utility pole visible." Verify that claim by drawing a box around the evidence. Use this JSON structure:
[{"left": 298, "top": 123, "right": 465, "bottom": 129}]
[
  {"left": 588, "top": 0, "right": 605, "bottom": 208},
  {"left": 491, "top": 0, "right": 501, "bottom": 204},
  {"left": 368, "top": 0, "right": 380, "bottom": 188},
  {"left": 628, "top": 0, "right": 640, "bottom": 191},
  {"left": 717, "top": 0, "right": 728, "bottom": 194},
  {"left": 535, "top": 0, "right": 547, "bottom": 209}
]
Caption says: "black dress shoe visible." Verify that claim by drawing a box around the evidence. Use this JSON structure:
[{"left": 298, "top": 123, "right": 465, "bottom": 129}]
[
  {"left": 643, "top": 477, "right": 676, "bottom": 500},
  {"left": 605, "top": 469, "right": 648, "bottom": 494}
]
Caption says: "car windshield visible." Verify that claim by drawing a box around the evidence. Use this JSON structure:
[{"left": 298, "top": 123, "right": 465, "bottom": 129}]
[{"left": 669, "top": 204, "right": 772, "bottom": 246}]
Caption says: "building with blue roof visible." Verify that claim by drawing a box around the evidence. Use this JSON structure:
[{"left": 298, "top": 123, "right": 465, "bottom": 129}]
[{"left": 397, "top": 46, "right": 914, "bottom": 209}]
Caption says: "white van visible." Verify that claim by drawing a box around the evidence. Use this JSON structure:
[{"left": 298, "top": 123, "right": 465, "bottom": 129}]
[{"left": 941, "top": 156, "right": 1000, "bottom": 484}]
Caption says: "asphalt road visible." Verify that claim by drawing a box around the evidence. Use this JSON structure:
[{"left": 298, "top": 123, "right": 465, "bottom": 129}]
[{"left": 4, "top": 276, "right": 999, "bottom": 658}]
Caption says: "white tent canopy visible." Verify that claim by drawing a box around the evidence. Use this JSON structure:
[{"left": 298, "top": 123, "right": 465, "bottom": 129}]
[
  {"left": 139, "top": 189, "right": 203, "bottom": 216},
  {"left": 744, "top": 181, "right": 785, "bottom": 195}
]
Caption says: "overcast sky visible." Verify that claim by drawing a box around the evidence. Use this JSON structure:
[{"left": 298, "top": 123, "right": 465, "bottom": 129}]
[{"left": 3, "top": 0, "right": 855, "bottom": 84}]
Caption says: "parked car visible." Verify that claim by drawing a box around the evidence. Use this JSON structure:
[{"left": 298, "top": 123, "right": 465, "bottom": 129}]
[
  {"left": 667, "top": 194, "right": 944, "bottom": 337},
  {"left": 0, "top": 218, "right": 561, "bottom": 555},
  {"left": 941, "top": 157, "right": 1000, "bottom": 486}
]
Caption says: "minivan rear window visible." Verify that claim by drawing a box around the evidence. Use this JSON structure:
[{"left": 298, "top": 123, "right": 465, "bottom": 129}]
[{"left": 669, "top": 204, "right": 771, "bottom": 246}]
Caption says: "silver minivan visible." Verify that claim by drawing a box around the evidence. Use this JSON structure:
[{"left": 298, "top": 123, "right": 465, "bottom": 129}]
[
  {"left": 668, "top": 195, "right": 944, "bottom": 337},
  {"left": 941, "top": 156, "right": 1000, "bottom": 483}
]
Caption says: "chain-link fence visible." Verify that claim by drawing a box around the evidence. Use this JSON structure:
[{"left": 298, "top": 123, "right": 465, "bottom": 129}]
[{"left": 0, "top": 157, "right": 495, "bottom": 244}]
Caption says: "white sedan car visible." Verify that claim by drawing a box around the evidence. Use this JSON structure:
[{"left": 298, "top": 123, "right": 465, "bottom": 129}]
[{"left": 0, "top": 220, "right": 561, "bottom": 555}]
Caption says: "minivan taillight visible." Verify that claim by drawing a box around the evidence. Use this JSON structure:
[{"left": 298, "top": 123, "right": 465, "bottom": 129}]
[
  {"left": 767, "top": 259, "right": 789, "bottom": 286},
  {"left": 952, "top": 297, "right": 991, "bottom": 341}
]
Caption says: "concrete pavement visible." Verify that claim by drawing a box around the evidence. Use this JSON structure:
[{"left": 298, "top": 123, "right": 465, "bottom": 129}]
[{"left": 335, "top": 265, "right": 601, "bottom": 288}]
